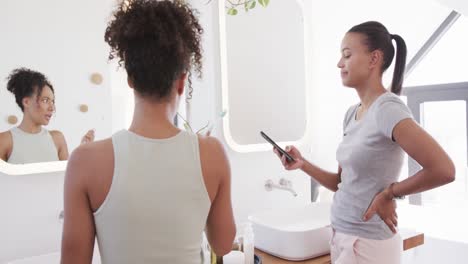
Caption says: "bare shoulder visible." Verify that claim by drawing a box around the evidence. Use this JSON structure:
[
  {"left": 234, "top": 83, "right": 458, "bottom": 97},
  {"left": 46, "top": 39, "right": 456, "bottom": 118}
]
[
  {"left": 197, "top": 135, "right": 228, "bottom": 159},
  {"left": 197, "top": 135, "right": 231, "bottom": 202},
  {"left": 49, "top": 129, "right": 65, "bottom": 138},
  {"left": 68, "top": 138, "right": 113, "bottom": 166},
  {"left": 66, "top": 138, "right": 113, "bottom": 183},
  {"left": 0, "top": 131, "right": 13, "bottom": 143},
  {"left": 197, "top": 135, "right": 230, "bottom": 175},
  {"left": 0, "top": 131, "right": 13, "bottom": 159},
  {"left": 49, "top": 130, "right": 66, "bottom": 142}
]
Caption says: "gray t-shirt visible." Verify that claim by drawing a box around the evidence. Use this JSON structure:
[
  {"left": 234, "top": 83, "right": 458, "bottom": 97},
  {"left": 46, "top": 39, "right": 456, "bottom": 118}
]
[{"left": 331, "top": 92, "right": 413, "bottom": 240}]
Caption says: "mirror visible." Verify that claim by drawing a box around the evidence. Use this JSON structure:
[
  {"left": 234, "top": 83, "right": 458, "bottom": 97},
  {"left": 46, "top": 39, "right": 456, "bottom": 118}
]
[
  {"left": 0, "top": 0, "right": 116, "bottom": 165},
  {"left": 218, "top": 0, "right": 309, "bottom": 152},
  {"left": 0, "top": 1, "right": 116, "bottom": 260}
]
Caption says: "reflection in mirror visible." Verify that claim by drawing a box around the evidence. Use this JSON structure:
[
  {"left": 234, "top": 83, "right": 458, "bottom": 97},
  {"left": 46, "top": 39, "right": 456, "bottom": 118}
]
[
  {"left": 0, "top": 1, "right": 110, "bottom": 262},
  {"left": 0, "top": 68, "right": 95, "bottom": 164},
  {"left": 0, "top": 0, "right": 112, "bottom": 165},
  {"left": 0, "top": 68, "right": 64, "bottom": 164},
  {"left": 219, "top": 0, "right": 309, "bottom": 152}
]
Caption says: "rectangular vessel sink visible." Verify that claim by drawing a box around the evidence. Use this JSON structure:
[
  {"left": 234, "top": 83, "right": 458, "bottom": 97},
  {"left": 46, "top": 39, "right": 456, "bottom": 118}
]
[{"left": 248, "top": 202, "right": 332, "bottom": 261}]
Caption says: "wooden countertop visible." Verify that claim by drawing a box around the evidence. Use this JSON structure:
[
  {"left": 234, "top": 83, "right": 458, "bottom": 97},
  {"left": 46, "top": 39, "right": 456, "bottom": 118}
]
[{"left": 254, "top": 229, "right": 424, "bottom": 264}]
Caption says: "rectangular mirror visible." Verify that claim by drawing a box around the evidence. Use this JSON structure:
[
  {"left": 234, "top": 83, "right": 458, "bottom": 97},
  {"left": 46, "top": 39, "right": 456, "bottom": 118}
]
[{"left": 218, "top": 0, "right": 309, "bottom": 152}]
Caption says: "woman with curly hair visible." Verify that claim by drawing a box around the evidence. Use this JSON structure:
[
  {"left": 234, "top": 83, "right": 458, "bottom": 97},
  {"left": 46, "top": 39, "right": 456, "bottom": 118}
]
[
  {"left": 0, "top": 68, "right": 94, "bottom": 164},
  {"left": 61, "top": 1, "right": 236, "bottom": 263}
]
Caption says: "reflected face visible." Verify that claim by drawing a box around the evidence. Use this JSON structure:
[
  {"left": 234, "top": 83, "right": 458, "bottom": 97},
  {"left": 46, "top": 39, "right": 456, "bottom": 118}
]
[
  {"left": 337, "top": 32, "right": 373, "bottom": 88},
  {"left": 24, "top": 85, "right": 56, "bottom": 126}
]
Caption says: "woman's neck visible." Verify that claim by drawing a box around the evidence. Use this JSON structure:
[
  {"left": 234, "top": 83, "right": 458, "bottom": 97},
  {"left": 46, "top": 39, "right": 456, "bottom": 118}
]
[
  {"left": 128, "top": 95, "right": 180, "bottom": 139},
  {"left": 355, "top": 77, "right": 387, "bottom": 110},
  {"left": 18, "top": 116, "right": 42, "bottom": 134}
]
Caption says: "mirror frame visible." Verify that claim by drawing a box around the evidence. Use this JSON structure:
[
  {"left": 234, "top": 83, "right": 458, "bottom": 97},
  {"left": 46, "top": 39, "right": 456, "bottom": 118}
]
[{"left": 217, "top": 0, "right": 311, "bottom": 152}]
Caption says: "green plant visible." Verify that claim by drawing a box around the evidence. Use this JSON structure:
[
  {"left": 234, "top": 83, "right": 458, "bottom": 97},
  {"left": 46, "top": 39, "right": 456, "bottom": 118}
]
[
  {"left": 206, "top": 0, "right": 270, "bottom": 15},
  {"left": 177, "top": 110, "right": 227, "bottom": 136}
]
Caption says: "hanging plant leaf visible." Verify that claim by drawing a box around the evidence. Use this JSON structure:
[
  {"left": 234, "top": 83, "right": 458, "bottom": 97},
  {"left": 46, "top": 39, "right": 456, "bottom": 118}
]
[
  {"left": 220, "top": 109, "right": 227, "bottom": 118},
  {"left": 183, "top": 122, "right": 193, "bottom": 132},
  {"left": 259, "top": 0, "right": 269, "bottom": 7},
  {"left": 227, "top": 7, "right": 238, "bottom": 15}
]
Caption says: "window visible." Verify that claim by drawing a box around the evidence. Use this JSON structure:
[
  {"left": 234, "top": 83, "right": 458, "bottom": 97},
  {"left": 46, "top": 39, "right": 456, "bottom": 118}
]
[
  {"left": 405, "top": 83, "right": 468, "bottom": 206},
  {"left": 421, "top": 100, "right": 467, "bottom": 205}
]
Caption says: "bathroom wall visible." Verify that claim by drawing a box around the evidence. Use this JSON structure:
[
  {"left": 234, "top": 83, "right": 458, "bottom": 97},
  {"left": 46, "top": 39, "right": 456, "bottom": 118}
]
[{"left": 436, "top": 0, "right": 468, "bottom": 15}]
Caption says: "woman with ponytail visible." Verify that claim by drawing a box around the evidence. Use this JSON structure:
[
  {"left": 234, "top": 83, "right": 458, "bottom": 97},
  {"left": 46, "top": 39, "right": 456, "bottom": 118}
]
[{"left": 274, "top": 21, "right": 455, "bottom": 263}]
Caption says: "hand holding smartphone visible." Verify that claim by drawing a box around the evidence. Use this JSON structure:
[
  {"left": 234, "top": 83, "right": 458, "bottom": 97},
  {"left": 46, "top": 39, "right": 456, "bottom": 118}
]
[{"left": 260, "top": 131, "right": 296, "bottom": 163}]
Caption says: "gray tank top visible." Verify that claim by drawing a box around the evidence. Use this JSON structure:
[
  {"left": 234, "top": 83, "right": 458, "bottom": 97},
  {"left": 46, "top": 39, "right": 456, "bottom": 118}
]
[
  {"left": 332, "top": 92, "right": 413, "bottom": 240},
  {"left": 94, "top": 129, "right": 211, "bottom": 264},
  {"left": 7, "top": 127, "right": 59, "bottom": 164}
]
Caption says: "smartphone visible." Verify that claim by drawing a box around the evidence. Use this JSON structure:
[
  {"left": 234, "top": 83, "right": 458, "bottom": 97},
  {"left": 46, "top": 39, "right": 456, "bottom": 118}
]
[{"left": 260, "top": 131, "right": 296, "bottom": 163}]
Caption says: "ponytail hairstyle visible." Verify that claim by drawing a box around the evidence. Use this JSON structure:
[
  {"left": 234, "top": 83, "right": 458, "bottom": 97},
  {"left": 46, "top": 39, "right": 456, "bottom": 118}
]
[{"left": 348, "top": 21, "right": 407, "bottom": 95}]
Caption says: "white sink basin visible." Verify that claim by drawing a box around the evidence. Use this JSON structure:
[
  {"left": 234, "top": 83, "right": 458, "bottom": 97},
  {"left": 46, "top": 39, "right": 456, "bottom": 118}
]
[{"left": 248, "top": 202, "right": 332, "bottom": 261}]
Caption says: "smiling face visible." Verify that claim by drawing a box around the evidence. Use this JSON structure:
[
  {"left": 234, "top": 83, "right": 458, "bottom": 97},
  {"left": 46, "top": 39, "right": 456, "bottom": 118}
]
[
  {"left": 22, "top": 85, "right": 56, "bottom": 126},
  {"left": 337, "top": 32, "right": 376, "bottom": 88}
]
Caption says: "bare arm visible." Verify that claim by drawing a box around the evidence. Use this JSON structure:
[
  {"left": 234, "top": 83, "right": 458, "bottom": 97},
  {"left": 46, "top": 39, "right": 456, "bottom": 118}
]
[
  {"left": 0, "top": 131, "right": 13, "bottom": 161},
  {"left": 50, "top": 130, "right": 69, "bottom": 160},
  {"left": 274, "top": 146, "right": 341, "bottom": 192},
  {"left": 363, "top": 119, "right": 454, "bottom": 231},
  {"left": 389, "top": 119, "right": 455, "bottom": 197},
  {"left": 301, "top": 161, "right": 341, "bottom": 192},
  {"left": 201, "top": 137, "right": 236, "bottom": 256},
  {"left": 61, "top": 147, "right": 95, "bottom": 264}
]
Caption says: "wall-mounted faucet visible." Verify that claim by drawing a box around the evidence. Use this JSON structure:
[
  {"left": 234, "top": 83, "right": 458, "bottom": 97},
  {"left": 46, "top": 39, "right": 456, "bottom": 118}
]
[{"left": 265, "top": 178, "right": 297, "bottom": 197}]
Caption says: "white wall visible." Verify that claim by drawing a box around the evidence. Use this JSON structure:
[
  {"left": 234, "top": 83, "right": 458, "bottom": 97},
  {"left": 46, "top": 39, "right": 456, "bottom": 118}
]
[
  {"left": 0, "top": 0, "right": 116, "bottom": 151},
  {"left": 437, "top": 0, "right": 468, "bottom": 16}
]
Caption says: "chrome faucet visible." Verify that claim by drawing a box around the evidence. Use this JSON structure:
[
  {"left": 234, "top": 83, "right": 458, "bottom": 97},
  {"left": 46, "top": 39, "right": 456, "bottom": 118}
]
[{"left": 265, "top": 178, "right": 297, "bottom": 197}]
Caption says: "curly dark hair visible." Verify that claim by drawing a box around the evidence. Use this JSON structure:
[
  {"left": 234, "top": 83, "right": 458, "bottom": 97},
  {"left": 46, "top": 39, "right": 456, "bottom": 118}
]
[
  {"left": 105, "top": 0, "right": 203, "bottom": 101},
  {"left": 6, "top": 68, "right": 54, "bottom": 112}
]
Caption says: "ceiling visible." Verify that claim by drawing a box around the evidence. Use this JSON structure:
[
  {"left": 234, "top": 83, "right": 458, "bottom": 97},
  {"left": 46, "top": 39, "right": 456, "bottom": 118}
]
[{"left": 436, "top": 0, "right": 468, "bottom": 16}]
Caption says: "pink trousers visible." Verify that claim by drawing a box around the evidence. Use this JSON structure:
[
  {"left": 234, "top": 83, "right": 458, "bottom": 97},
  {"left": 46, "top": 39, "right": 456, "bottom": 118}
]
[{"left": 330, "top": 229, "right": 402, "bottom": 264}]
